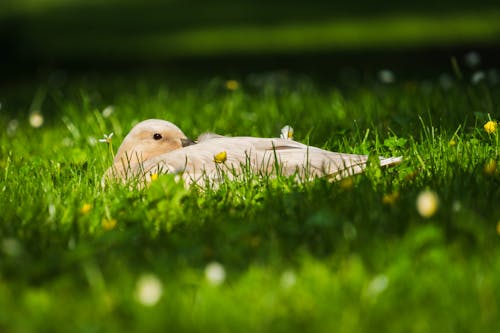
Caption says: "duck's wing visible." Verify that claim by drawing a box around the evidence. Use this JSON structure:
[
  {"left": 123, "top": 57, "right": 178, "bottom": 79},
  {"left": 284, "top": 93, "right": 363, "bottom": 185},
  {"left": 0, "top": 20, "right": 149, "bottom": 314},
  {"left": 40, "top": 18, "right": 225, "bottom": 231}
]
[{"left": 139, "top": 137, "right": 402, "bottom": 186}]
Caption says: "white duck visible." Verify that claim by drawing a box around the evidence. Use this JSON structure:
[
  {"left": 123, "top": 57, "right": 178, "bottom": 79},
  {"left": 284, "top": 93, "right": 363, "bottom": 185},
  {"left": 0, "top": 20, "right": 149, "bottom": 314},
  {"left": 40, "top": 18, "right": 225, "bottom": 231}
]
[{"left": 104, "top": 119, "right": 402, "bottom": 186}]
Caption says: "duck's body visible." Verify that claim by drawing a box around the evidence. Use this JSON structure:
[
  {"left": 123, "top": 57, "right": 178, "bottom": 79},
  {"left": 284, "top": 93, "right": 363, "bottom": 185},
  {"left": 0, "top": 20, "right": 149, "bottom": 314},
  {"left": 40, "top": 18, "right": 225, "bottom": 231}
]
[{"left": 104, "top": 119, "right": 402, "bottom": 186}]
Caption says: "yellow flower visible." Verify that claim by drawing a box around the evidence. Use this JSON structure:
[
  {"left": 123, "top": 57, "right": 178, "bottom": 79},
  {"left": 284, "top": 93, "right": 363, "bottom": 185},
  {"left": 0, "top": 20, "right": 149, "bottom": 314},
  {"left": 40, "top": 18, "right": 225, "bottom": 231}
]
[
  {"left": 80, "top": 203, "right": 92, "bottom": 215},
  {"left": 102, "top": 218, "right": 117, "bottom": 231},
  {"left": 382, "top": 192, "right": 399, "bottom": 206},
  {"left": 484, "top": 159, "right": 497, "bottom": 176},
  {"left": 484, "top": 120, "right": 497, "bottom": 134},
  {"left": 214, "top": 151, "right": 227, "bottom": 163},
  {"left": 339, "top": 177, "right": 354, "bottom": 190},
  {"left": 497, "top": 221, "right": 500, "bottom": 236},
  {"left": 448, "top": 139, "right": 456, "bottom": 146},
  {"left": 151, "top": 173, "right": 159, "bottom": 181},
  {"left": 225, "top": 80, "right": 239, "bottom": 91},
  {"left": 416, "top": 190, "right": 439, "bottom": 218}
]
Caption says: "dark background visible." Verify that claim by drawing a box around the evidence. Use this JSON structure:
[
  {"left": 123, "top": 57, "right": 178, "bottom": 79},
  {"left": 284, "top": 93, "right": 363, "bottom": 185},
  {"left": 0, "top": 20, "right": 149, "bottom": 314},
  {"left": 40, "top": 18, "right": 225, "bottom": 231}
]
[{"left": 1, "top": 0, "right": 500, "bottom": 79}]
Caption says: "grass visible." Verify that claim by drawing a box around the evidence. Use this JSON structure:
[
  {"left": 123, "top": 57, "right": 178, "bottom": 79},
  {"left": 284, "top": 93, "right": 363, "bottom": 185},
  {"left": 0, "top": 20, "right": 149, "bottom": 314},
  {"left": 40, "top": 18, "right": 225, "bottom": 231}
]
[
  {"left": 1, "top": 64, "right": 500, "bottom": 332},
  {"left": 154, "top": 11, "right": 500, "bottom": 56},
  {"left": 3, "top": 1, "right": 500, "bottom": 64}
]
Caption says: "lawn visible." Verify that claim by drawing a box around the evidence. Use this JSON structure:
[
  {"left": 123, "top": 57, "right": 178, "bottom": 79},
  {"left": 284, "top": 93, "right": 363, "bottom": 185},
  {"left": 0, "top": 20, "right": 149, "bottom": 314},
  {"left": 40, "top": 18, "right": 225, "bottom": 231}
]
[{"left": 1, "top": 58, "right": 500, "bottom": 332}]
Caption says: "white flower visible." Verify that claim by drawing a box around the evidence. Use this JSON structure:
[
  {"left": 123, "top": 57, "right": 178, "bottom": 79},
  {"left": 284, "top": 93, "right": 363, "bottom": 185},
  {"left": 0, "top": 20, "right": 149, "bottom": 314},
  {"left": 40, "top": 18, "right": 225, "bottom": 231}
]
[
  {"left": 102, "top": 105, "right": 115, "bottom": 118},
  {"left": 205, "top": 262, "right": 226, "bottom": 286},
  {"left": 416, "top": 190, "right": 439, "bottom": 218},
  {"left": 471, "top": 71, "right": 486, "bottom": 85},
  {"left": 48, "top": 203, "right": 56, "bottom": 220},
  {"left": 99, "top": 132, "right": 114, "bottom": 144},
  {"left": 7, "top": 119, "right": 19, "bottom": 136},
  {"left": 438, "top": 73, "right": 453, "bottom": 90},
  {"left": 29, "top": 111, "right": 44, "bottom": 128},
  {"left": 280, "top": 270, "right": 297, "bottom": 289},
  {"left": 280, "top": 125, "right": 294, "bottom": 140},
  {"left": 62, "top": 137, "right": 73, "bottom": 147},
  {"left": 343, "top": 222, "right": 357, "bottom": 240},
  {"left": 135, "top": 274, "right": 163, "bottom": 306},
  {"left": 378, "top": 69, "right": 395, "bottom": 84},
  {"left": 366, "top": 274, "right": 389, "bottom": 298},
  {"left": 464, "top": 51, "right": 481, "bottom": 68},
  {"left": 87, "top": 136, "right": 97, "bottom": 146}
]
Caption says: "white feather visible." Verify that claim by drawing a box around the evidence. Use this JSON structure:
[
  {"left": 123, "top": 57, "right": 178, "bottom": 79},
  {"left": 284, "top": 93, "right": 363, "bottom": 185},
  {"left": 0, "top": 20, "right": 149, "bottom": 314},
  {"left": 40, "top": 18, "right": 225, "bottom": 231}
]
[{"left": 104, "top": 119, "right": 402, "bottom": 186}]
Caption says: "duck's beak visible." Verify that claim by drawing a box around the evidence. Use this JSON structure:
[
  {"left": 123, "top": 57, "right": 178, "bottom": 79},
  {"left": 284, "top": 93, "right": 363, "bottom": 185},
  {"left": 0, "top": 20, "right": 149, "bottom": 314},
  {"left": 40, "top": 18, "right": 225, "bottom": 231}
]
[{"left": 181, "top": 137, "right": 197, "bottom": 147}]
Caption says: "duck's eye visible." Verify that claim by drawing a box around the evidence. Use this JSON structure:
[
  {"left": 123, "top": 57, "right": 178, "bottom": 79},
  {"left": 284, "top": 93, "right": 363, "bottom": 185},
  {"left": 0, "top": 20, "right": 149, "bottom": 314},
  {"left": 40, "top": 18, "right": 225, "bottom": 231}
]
[{"left": 153, "top": 133, "right": 162, "bottom": 140}]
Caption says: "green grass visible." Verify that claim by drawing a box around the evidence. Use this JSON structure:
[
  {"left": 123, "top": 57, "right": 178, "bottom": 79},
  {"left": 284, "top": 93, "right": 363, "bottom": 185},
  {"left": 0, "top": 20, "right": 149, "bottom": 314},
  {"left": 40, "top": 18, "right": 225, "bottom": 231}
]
[
  {"left": 3, "top": 0, "right": 500, "bottom": 62},
  {"left": 1, "top": 67, "right": 500, "bottom": 332}
]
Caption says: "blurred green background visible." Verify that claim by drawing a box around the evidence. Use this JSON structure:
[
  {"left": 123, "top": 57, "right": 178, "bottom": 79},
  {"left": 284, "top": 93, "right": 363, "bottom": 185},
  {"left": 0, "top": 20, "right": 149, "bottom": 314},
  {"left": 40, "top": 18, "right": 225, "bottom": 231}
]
[{"left": 1, "top": 0, "right": 500, "bottom": 76}]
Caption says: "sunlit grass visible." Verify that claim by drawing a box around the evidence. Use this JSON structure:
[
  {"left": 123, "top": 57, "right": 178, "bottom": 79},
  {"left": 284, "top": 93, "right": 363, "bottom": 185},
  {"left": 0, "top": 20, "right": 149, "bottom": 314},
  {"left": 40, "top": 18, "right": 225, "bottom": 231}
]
[
  {"left": 1, "top": 68, "right": 500, "bottom": 332},
  {"left": 159, "top": 11, "right": 500, "bottom": 55}
]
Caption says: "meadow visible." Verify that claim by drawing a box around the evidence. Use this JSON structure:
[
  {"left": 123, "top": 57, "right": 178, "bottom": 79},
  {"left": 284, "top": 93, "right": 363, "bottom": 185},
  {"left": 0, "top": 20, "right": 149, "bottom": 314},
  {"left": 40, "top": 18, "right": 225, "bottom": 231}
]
[{"left": 1, "top": 60, "right": 500, "bottom": 332}]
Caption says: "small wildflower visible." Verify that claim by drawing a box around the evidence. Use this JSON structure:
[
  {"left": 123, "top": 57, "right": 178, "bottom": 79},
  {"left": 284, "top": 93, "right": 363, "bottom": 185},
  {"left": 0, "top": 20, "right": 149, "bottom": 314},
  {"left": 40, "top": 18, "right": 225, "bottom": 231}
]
[
  {"left": 29, "top": 111, "right": 44, "bottom": 128},
  {"left": 102, "top": 105, "right": 115, "bottom": 118},
  {"left": 471, "top": 71, "right": 486, "bottom": 85},
  {"left": 438, "top": 73, "right": 453, "bottom": 90},
  {"left": 378, "top": 69, "right": 395, "bottom": 84},
  {"left": 484, "top": 159, "right": 497, "bottom": 176},
  {"left": 135, "top": 274, "right": 163, "bottom": 306},
  {"left": 448, "top": 139, "right": 457, "bottom": 146},
  {"left": 7, "top": 119, "right": 19, "bottom": 136},
  {"left": 366, "top": 274, "right": 389, "bottom": 298},
  {"left": 62, "top": 137, "right": 73, "bottom": 147},
  {"left": 280, "top": 125, "right": 294, "bottom": 140},
  {"left": 452, "top": 201, "right": 462, "bottom": 212},
  {"left": 464, "top": 51, "right": 481, "bottom": 68},
  {"left": 496, "top": 221, "right": 500, "bottom": 236},
  {"left": 382, "top": 192, "right": 399, "bottom": 206},
  {"left": 205, "top": 262, "right": 226, "bottom": 286},
  {"left": 68, "top": 237, "right": 76, "bottom": 250},
  {"left": 99, "top": 132, "right": 114, "bottom": 144},
  {"left": 339, "top": 177, "right": 354, "bottom": 190},
  {"left": 151, "top": 173, "right": 159, "bottom": 181},
  {"left": 416, "top": 190, "right": 439, "bottom": 218},
  {"left": 484, "top": 121, "right": 497, "bottom": 134},
  {"left": 343, "top": 223, "right": 357, "bottom": 240},
  {"left": 102, "top": 218, "right": 117, "bottom": 231},
  {"left": 280, "top": 270, "right": 297, "bottom": 289},
  {"left": 225, "top": 80, "right": 239, "bottom": 91},
  {"left": 405, "top": 170, "right": 419, "bottom": 181},
  {"left": 2, "top": 238, "right": 22, "bottom": 257},
  {"left": 87, "top": 136, "right": 97, "bottom": 146},
  {"left": 214, "top": 151, "right": 227, "bottom": 163},
  {"left": 48, "top": 204, "right": 56, "bottom": 220},
  {"left": 248, "top": 236, "right": 261, "bottom": 247},
  {"left": 80, "top": 203, "right": 92, "bottom": 215}
]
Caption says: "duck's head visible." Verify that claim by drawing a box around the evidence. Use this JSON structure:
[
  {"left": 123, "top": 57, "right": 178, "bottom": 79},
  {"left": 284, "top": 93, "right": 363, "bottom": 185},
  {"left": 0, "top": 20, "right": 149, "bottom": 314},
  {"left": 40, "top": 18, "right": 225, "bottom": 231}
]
[{"left": 113, "top": 119, "right": 195, "bottom": 166}]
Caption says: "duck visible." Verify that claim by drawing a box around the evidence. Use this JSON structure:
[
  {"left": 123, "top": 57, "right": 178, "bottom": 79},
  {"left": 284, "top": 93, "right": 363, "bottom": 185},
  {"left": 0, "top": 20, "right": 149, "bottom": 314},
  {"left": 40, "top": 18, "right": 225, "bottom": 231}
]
[{"left": 103, "top": 119, "right": 402, "bottom": 186}]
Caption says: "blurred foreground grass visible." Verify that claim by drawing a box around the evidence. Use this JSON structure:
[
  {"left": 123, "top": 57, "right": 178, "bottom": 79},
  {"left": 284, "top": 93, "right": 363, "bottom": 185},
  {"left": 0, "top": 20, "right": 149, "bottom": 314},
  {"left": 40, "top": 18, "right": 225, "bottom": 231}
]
[{"left": 1, "top": 61, "right": 500, "bottom": 331}]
